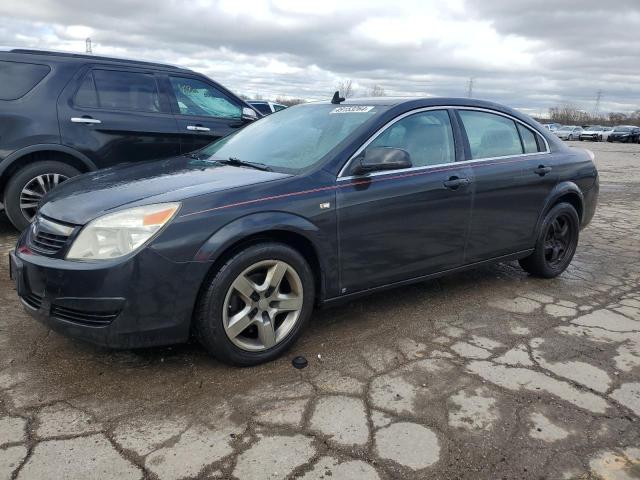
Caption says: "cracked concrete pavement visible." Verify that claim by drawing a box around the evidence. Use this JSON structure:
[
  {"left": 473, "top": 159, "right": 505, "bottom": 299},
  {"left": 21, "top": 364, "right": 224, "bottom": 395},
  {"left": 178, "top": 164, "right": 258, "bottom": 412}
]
[{"left": 1, "top": 141, "right": 639, "bottom": 479}]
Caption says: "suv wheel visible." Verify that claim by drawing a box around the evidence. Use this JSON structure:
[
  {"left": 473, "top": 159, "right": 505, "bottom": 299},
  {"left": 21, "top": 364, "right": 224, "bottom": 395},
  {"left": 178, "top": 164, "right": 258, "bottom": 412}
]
[
  {"left": 4, "top": 161, "right": 80, "bottom": 230},
  {"left": 519, "top": 203, "right": 579, "bottom": 278},
  {"left": 195, "top": 242, "right": 315, "bottom": 366}
]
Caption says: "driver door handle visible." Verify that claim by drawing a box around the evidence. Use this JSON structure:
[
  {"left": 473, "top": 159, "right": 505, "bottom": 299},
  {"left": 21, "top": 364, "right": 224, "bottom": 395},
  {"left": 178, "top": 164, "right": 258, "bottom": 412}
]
[
  {"left": 186, "top": 125, "right": 211, "bottom": 132},
  {"left": 534, "top": 165, "right": 552, "bottom": 176}
]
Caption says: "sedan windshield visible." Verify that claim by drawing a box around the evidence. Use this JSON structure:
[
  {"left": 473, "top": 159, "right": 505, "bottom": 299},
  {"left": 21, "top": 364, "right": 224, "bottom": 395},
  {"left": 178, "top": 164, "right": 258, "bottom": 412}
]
[
  {"left": 557, "top": 127, "right": 573, "bottom": 132},
  {"left": 200, "top": 103, "right": 385, "bottom": 173},
  {"left": 614, "top": 126, "right": 632, "bottom": 132}
]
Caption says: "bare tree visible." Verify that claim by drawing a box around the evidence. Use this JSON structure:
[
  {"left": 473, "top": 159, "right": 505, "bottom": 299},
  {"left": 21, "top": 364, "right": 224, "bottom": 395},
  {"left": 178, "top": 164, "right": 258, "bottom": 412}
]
[
  {"left": 275, "top": 96, "right": 306, "bottom": 107},
  {"left": 335, "top": 79, "right": 355, "bottom": 99},
  {"left": 368, "top": 84, "right": 386, "bottom": 97}
]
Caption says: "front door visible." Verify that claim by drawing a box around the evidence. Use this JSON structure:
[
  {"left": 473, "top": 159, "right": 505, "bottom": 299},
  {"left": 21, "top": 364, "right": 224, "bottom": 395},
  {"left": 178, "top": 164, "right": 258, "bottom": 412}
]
[
  {"left": 336, "top": 109, "right": 473, "bottom": 294},
  {"left": 165, "top": 75, "right": 246, "bottom": 153},
  {"left": 58, "top": 67, "right": 181, "bottom": 167}
]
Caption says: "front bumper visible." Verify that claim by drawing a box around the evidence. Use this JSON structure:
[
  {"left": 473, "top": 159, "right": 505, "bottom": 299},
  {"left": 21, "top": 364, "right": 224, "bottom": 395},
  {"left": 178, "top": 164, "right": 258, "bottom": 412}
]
[
  {"left": 579, "top": 134, "right": 599, "bottom": 140},
  {"left": 10, "top": 242, "right": 210, "bottom": 349}
]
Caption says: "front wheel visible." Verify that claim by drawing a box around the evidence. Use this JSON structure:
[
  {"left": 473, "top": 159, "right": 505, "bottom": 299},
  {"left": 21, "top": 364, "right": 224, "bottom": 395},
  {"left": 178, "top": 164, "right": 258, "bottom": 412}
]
[
  {"left": 519, "top": 203, "right": 580, "bottom": 278},
  {"left": 194, "top": 243, "right": 315, "bottom": 366},
  {"left": 3, "top": 161, "right": 80, "bottom": 231}
]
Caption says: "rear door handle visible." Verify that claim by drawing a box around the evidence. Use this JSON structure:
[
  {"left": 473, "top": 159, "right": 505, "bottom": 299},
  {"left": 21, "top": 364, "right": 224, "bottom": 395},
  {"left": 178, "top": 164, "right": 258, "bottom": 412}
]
[
  {"left": 534, "top": 165, "right": 552, "bottom": 176},
  {"left": 71, "top": 117, "right": 101, "bottom": 124},
  {"left": 443, "top": 176, "right": 470, "bottom": 190},
  {"left": 186, "top": 125, "right": 211, "bottom": 132}
]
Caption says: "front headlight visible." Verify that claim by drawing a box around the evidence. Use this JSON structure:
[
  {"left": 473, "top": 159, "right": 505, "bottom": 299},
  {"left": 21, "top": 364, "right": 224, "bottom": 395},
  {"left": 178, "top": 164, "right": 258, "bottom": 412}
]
[{"left": 66, "top": 203, "right": 180, "bottom": 260}]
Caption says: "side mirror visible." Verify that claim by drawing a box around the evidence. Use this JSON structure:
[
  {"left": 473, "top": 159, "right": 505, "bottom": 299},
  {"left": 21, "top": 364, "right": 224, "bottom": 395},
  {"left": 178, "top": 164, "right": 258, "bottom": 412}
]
[
  {"left": 242, "top": 107, "right": 258, "bottom": 122},
  {"left": 353, "top": 147, "right": 412, "bottom": 175}
]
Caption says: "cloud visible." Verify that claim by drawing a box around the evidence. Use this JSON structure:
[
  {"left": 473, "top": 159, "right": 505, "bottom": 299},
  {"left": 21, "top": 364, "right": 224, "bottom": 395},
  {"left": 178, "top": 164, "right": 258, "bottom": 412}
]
[{"left": 0, "top": 0, "right": 638, "bottom": 114}]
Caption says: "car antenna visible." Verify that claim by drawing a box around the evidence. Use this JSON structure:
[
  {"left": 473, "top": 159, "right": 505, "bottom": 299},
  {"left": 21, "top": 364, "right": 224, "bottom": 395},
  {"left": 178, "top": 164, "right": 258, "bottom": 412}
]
[{"left": 331, "top": 91, "right": 345, "bottom": 104}]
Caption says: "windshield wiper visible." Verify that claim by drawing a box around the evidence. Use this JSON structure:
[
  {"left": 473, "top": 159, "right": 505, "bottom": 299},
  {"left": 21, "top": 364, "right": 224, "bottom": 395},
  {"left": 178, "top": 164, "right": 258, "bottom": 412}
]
[{"left": 216, "top": 157, "right": 272, "bottom": 171}]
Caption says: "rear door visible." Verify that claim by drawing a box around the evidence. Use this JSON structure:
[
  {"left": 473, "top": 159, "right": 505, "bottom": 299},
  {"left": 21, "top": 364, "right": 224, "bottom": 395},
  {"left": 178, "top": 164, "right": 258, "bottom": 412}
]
[
  {"left": 165, "top": 75, "right": 246, "bottom": 153},
  {"left": 58, "top": 66, "right": 181, "bottom": 167},
  {"left": 456, "top": 108, "right": 558, "bottom": 262}
]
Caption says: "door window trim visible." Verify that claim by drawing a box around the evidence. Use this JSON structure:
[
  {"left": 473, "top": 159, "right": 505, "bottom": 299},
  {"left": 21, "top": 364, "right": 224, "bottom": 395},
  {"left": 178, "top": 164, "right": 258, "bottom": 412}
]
[{"left": 337, "top": 106, "right": 550, "bottom": 180}]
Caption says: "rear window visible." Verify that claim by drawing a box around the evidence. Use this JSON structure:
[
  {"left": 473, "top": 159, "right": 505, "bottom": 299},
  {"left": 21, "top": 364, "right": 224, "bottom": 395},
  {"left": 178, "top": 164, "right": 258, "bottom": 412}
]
[{"left": 0, "top": 60, "right": 51, "bottom": 100}]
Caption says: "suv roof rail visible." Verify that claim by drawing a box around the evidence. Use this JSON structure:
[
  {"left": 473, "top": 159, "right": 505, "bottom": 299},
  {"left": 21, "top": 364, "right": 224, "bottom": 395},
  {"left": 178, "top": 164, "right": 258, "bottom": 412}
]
[{"left": 7, "top": 48, "right": 190, "bottom": 71}]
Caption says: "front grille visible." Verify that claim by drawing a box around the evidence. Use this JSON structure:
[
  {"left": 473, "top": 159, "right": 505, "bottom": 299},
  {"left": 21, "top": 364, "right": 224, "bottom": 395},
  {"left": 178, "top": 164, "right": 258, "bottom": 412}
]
[
  {"left": 31, "top": 231, "right": 70, "bottom": 254},
  {"left": 21, "top": 292, "right": 43, "bottom": 310},
  {"left": 28, "top": 217, "right": 74, "bottom": 256},
  {"left": 50, "top": 305, "right": 120, "bottom": 327}
]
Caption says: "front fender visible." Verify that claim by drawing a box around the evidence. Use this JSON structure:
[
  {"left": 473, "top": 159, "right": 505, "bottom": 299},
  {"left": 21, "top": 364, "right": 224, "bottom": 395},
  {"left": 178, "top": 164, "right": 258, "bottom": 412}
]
[{"left": 193, "top": 211, "right": 337, "bottom": 298}]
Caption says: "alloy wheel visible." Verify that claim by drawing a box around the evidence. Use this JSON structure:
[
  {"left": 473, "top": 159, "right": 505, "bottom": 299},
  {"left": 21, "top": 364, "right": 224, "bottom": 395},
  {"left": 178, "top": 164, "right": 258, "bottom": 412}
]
[
  {"left": 222, "top": 259, "right": 304, "bottom": 351},
  {"left": 543, "top": 213, "right": 575, "bottom": 268},
  {"left": 19, "top": 173, "right": 69, "bottom": 222}
]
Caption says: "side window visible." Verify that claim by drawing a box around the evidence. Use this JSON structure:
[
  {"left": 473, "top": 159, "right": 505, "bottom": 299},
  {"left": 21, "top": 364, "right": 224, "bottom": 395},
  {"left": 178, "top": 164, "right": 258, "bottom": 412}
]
[
  {"left": 169, "top": 77, "right": 241, "bottom": 119},
  {"left": 0, "top": 60, "right": 50, "bottom": 100},
  {"left": 273, "top": 104, "right": 286, "bottom": 112},
  {"left": 89, "top": 69, "right": 160, "bottom": 112},
  {"left": 73, "top": 71, "right": 98, "bottom": 107},
  {"left": 517, "top": 124, "right": 541, "bottom": 154},
  {"left": 459, "top": 110, "right": 523, "bottom": 159},
  {"left": 366, "top": 110, "right": 455, "bottom": 167},
  {"left": 252, "top": 103, "right": 271, "bottom": 115}
]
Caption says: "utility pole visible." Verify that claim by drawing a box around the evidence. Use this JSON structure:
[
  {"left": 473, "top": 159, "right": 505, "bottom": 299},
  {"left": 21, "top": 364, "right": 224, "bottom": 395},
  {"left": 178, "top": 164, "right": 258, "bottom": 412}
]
[
  {"left": 594, "top": 90, "right": 603, "bottom": 115},
  {"left": 85, "top": 37, "right": 92, "bottom": 54},
  {"left": 466, "top": 78, "right": 474, "bottom": 98}
]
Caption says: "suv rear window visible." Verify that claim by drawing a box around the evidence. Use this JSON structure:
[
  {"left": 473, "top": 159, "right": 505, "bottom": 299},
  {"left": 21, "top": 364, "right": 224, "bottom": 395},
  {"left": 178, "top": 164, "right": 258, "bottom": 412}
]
[
  {"left": 74, "top": 69, "right": 160, "bottom": 112},
  {"left": 0, "top": 60, "right": 50, "bottom": 100}
]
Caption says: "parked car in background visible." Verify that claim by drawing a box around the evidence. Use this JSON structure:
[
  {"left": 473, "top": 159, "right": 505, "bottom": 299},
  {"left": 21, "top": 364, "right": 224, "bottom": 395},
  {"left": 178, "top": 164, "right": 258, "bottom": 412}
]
[
  {"left": 248, "top": 101, "right": 287, "bottom": 115},
  {"left": 555, "top": 126, "right": 583, "bottom": 141},
  {"left": 10, "top": 97, "right": 598, "bottom": 365},
  {"left": 543, "top": 123, "right": 562, "bottom": 132},
  {"left": 0, "top": 48, "right": 259, "bottom": 230},
  {"left": 607, "top": 125, "right": 640, "bottom": 143},
  {"left": 579, "top": 126, "right": 614, "bottom": 142}
]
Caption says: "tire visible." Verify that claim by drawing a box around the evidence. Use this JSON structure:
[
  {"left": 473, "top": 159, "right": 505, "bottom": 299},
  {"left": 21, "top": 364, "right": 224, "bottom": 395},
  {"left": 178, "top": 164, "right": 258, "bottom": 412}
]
[
  {"left": 568, "top": 134, "right": 573, "bottom": 141},
  {"left": 194, "top": 242, "right": 315, "bottom": 366},
  {"left": 3, "top": 161, "right": 80, "bottom": 231},
  {"left": 519, "top": 203, "right": 580, "bottom": 278}
]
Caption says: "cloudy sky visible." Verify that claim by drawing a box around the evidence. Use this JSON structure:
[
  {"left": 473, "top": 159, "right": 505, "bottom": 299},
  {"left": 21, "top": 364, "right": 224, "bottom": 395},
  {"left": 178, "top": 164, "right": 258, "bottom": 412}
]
[{"left": 1, "top": 0, "right": 639, "bottom": 115}]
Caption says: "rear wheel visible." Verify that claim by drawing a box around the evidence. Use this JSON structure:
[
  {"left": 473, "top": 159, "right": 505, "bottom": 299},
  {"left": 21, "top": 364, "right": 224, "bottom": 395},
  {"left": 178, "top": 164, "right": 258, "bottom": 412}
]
[
  {"left": 4, "top": 161, "right": 79, "bottom": 230},
  {"left": 194, "top": 242, "right": 315, "bottom": 366},
  {"left": 519, "top": 203, "right": 579, "bottom": 278}
]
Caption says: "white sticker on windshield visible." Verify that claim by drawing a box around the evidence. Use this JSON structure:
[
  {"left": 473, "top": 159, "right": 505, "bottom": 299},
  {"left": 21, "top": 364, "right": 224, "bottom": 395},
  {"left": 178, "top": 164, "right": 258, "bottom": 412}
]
[{"left": 330, "top": 106, "right": 375, "bottom": 114}]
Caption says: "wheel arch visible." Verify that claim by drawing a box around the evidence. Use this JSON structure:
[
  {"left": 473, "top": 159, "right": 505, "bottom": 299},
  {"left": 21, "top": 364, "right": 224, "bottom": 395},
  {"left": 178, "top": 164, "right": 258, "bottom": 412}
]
[
  {"left": 193, "top": 212, "right": 336, "bottom": 304},
  {"left": 0, "top": 144, "right": 97, "bottom": 194},
  {"left": 536, "top": 182, "right": 584, "bottom": 233}
]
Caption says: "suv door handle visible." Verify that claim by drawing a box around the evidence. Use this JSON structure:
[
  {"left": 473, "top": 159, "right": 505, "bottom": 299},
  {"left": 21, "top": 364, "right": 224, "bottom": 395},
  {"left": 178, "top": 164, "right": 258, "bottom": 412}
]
[
  {"left": 71, "top": 117, "right": 101, "bottom": 124},
  {"left": 186, "top": 125, "right": 211, "bottom": 132},
  {"left": 534, "top": 165, "right": 552, "bottom": 176},
  {"left": 443, "top": 176, "right": 470, "bottom": 190}
]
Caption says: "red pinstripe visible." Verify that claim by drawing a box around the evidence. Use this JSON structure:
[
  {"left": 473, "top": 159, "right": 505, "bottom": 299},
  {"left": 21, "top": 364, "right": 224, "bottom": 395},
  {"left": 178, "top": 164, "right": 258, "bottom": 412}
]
[{"left": 179, "top": 156, "right": 533, "bottom": 218}]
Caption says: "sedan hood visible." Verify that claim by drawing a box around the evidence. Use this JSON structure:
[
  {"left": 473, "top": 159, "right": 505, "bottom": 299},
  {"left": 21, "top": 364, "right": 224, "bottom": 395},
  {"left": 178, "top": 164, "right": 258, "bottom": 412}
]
[{"left": 39, "top": 156, "right": 291, "bottom": 225}]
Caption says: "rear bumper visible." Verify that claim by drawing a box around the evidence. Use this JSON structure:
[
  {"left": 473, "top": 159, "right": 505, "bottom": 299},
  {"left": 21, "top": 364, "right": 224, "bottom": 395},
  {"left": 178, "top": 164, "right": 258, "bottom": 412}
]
[
  {"left": 10, "top": 243, "right": 210, "bottom": 349},
  {"left": 582, "top": 175, "right": 599, "bottom": 228}
]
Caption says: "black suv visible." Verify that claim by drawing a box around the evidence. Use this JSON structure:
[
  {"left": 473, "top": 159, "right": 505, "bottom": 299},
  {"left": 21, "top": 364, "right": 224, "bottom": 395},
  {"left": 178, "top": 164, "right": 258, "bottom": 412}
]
[{"left": 0, "top": 49, "right": 259, "bottom": 230}]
